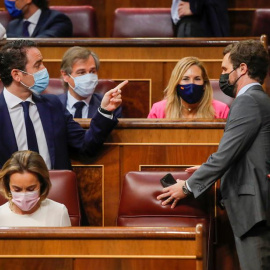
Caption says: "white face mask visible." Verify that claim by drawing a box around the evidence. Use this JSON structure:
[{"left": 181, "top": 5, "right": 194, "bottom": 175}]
[{"left": 69, "top": 73, "right": 98, "bottom": 98}]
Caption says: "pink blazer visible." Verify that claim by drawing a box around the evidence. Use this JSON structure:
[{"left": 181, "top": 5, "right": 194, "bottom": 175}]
[{"left": 148, "top": 99, "right": 230, "bottom": 119}]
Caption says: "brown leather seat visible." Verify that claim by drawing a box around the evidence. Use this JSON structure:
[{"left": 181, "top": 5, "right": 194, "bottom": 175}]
[
  {"left": 112, "top": 8, "right": 174, "bottom": 37},
  {"left": 210, "top": 79, "right": 234, "bottom": 107},
  {"left": 0, "top": 170, "right": 81, "bottom": 226},
  {"left": 0, "top": 11, "right": 11, "bottom": 29},
  {"left": 50, "top": 6, "right": 98, "bottom": 37},
  {"left": 117, "top": 171, "right": 214, "bottom": 269},
  {"left": 251, "top": 9, "right": 270, "bottom": 53}
]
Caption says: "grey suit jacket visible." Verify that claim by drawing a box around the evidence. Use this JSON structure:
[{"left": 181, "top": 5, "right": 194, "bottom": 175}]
[{"left": 188, "top": 84, "right": 270, "bottom": 237}]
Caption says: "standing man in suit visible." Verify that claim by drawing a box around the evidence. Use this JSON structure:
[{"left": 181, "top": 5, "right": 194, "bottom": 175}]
[
  {"left": 59, "top": 46, "right": 122, "bottom": 119},
  {"left": 0, "top": 39, "right": 127, "bottom": 170},
  {"left": 158, "top": 40, "right": 270, "bottom": 269},
  {"left": 171, "top": 0, "right": 229, "bottom": 37},
  {"left": 6, "top": 0, "right": 72, "bottom": 38}
]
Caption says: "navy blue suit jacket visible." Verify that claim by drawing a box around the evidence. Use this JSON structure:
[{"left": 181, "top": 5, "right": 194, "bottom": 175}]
[
  {"left": 57, "top": 92, "right": 123, "bottom": 118},
  {"left": 0, "top": 92, "right": 117, "bottom": 169},
  {"left": 7, "top": 8, "right": 73, "bottom": 37}
]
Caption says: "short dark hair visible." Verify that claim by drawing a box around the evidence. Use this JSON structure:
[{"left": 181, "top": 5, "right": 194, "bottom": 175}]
[
  {"left": 0, "top": 39, "right": 37, "bottom": 87},
  {"left": 32, "top": 0, "right": 49, "bottom": 9},
  {"left": 223, "top": 40, "right": 269, "bottom": 84}
]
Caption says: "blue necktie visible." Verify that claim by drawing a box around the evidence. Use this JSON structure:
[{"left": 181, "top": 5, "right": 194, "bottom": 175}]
[
  {"left": 73, "top": 101, "right": 85, "bottom": 118},
  {"left": 21, "top": 101, "right": 39, "bottom": 153},
  {"left": 22, "top": 20, "right": 30, "bottom": 37}
]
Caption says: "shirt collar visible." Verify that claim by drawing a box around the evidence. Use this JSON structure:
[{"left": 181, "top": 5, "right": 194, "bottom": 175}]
[
  {"left": 3, "top": 88, "right": 35, "bottom": 109},
  {"left": 67, "top": 91, "right": 91, "bottom": 109},
  {"left": 24, "top": 9, "right": 41, "bottom": 26},
  {"left": 236, "top": 82, "right": 261, "bottom": 97}
]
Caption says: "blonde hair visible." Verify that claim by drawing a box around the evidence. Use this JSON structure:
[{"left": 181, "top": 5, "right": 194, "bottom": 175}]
[
  {"left": 164, "top": 57, "right": 214, "bottom": 118},
  {"left": 0, "top": 151, "right": 51, "bottom": 201}
]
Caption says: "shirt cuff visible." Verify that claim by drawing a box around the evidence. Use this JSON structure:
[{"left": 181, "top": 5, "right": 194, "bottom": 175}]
[
  {"left": 185, "top": 180, "right": 192, "bottom": 193},
  {"left": 98, "top": 107, "right": 113, "bottom": 119}
]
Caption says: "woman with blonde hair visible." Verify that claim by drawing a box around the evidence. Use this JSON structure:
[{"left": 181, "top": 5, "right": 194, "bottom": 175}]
[
  {"left": 0, "top": 150, "right": 71, "bottom": 227},
  {"left": 148, "top": 56, "right": 229, "bottom": 119}
]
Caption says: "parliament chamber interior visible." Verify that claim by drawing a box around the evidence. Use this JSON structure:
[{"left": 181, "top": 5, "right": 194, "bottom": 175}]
[{"left": 0, "top": 0, "right": 269, "bottom": 269}]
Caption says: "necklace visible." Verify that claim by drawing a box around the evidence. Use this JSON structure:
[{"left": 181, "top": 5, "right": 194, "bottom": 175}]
[{"left": 182, "top": 105, "right": 193, "bottom": 112}]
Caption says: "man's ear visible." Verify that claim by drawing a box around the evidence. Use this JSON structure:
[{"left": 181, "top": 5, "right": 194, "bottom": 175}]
[
  {"left": 239, "top": 63, "right": 248, "bottom": 75},
  {"left": 11, "top": 69, "right": 21, "bottom": 82},
  {"left": 60, "top": 70, "right": 70, "bottom": 83}
]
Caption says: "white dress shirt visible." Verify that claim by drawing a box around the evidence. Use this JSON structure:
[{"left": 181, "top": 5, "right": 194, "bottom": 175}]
[
  {"left": 23, "top": 9, "right": 42, "bottom": 36},
  {"left": 67, "top": 91, "right": 91, "bottom": 118},
  {"left": 3, "top": 88, "right": 51, "bottom": 169},
  {"left": 66, "top": 91, "right": 113, "bottom": 119}
]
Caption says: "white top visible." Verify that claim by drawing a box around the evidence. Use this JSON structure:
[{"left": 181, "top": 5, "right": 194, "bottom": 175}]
[
  {"left": 0, "top": 199, "right": 71, "bottom": 227},
  {"left": 0, "top": 23, "right": 6, "bottom": 39},
  {"left": 3, "top": 88, "right": 51, "bottom": 169}
]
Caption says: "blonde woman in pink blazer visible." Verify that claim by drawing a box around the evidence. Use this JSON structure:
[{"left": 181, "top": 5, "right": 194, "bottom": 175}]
[{"left": 148, "top": 57, "right": 229, "bottom": 119}]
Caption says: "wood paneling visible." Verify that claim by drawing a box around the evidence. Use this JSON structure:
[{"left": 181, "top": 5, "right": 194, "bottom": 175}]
[
  {"left": 0, "top": 226, "right": 205, "bottom": 270},
  {"left": 2, "top": 37, "right": 266, "bottom": 116},
  {"left": 70, "top": 118, "right": 239, "bottom": 270}
]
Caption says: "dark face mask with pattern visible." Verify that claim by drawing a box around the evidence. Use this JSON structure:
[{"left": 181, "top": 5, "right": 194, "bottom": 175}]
[{"left": 176, "top": 83, "right": 204, "bottom": 104}]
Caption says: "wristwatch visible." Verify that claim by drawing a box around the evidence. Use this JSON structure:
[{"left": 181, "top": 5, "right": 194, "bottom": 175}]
[
  {"left": 99, "top": 106, "right": 113, "bottom": 115},
  {"left": 182, "top": 181, "right": 192, "bottom": 196}
]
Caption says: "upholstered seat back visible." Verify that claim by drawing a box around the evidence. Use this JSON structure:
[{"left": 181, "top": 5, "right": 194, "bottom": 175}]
[
  {"left": 0, "top": 170, "right": 81, "bottom": 226},
  {"left": 50, "top": 6, "right": 97, "bottom": 37},
  {"left": 251, "top": 9, "right": 270, "bottom": 37},
  {"left": 112, "top": 8, "right": 174, "bottom": 37},
  {"left": 117, "top": 171, "right": 214, "bottom": 269},
  {"left": 117, "top": 171, "right": 213, "bottom": 227}
]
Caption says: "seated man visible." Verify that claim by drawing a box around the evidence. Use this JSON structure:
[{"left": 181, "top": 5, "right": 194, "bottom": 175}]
[
  {"left": 0, "top": 39, "right": 127, "bottom": 169},
  {"left": 6, "top": 0, "right": 73, "bottom": 38},
  {"left": 59, "top": 46, "right": 122, "bottom": 118}
]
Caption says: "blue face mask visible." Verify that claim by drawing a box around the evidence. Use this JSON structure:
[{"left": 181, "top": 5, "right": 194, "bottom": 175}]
[
  {"left": 176, "top": 83, "right": 204, "bottom": 104},
  {"left": 5, "top": 0, "right": 22, "bottom": 17},
  {"left": 19, "top": 68, "right": 50, "bottom": 95},
  {"left": 69, "top": 73, "right": 98, "bottom": 98}
]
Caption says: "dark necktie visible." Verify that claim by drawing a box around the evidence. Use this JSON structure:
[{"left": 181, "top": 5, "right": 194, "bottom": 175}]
[
  {"left": 21, "top": 101, "right": 39, "bottom": 153},
  {"left": 22, "top": 20, "right": 30, "bottom": 37},
  {"left": 73, "top": 101, "right": 85, "bottom": 118}
]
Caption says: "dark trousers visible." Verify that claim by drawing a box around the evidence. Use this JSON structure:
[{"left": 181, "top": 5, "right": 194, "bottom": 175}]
[
  {"left": 175, "top": 16, "right": 205, "bottom": 37},
  {"left": 234, "top": 222, "right": 270, "bottom": 270}
]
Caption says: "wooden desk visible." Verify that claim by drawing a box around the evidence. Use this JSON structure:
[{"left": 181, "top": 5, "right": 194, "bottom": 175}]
[
  {"left": 0, "top": 225, "right": 205, "bottom": 270},
  {"left": 71, "top": 118, "right": 239, "bottom": 270}
]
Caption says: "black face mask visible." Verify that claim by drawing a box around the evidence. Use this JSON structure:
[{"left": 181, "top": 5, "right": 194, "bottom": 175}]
[
  {"left": 219, "top": 68, "right": 243, "bottom": 98},
  {"left": 219, "top": 69, "right": 237, "bottom": 98}
]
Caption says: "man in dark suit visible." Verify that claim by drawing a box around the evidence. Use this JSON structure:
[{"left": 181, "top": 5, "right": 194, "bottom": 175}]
[
  {"left": 158, "top": 40, "right": 270, "bottom": 269},
  {"left": 58, "top": 46, "right": 122, "bottom": 119},
  {"left": 171, "top": 0, "right": 229, "bottom": 37},
  {"left": 0, "top": 39, "right": 126, "bottom": 170},
  {"left": 6, "top": 0, "right": 72, "bottom": 38}
]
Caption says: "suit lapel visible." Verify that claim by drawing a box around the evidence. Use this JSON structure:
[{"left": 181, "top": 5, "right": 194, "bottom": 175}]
[
  {"left": 87, "top": 95, "right": 100, "bottom": 117},
  {"left": 33, "top": 95, "right": 55, "bottom": 168},
  {"left": 0, "top": 93, "right": 18, "bottom": 155},
  {"left": 32, "top": 9, "right": 48, "bottom": 37}
]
